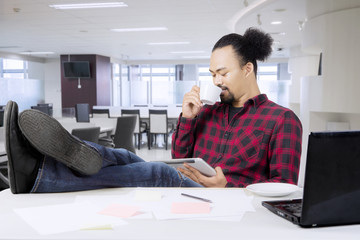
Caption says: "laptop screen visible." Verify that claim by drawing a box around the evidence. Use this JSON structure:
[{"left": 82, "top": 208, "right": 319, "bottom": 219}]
[{"left": 301, "top": 131, "right": 360, "bottom": 226}]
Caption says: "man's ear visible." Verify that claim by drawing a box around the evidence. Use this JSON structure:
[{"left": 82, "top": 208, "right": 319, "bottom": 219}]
[{"left": 244, "top": 62, "right": 254, "bottom": 78}]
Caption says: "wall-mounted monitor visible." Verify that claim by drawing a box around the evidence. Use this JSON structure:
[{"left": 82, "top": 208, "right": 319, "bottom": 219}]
[{"left": 63, "top": 61, "right": 91, "bottom": 78}]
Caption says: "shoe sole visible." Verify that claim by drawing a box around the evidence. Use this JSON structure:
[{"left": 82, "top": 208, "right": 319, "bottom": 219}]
[{"left": 18, "top": 110, "right": 102, "bottom": 175}]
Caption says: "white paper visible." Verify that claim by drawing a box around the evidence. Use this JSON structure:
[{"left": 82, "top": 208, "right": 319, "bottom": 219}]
[
  {"left": 14, "top": 201, "right": 127, "bottom": 235},
  {"left": 75, "top": 193, "right": 154, "bottom": 219},
  {"left": 75, "top": 188, "right": 254, "bottom": 221},
  {"left": 151, "top": 189, "right": 254, "bottom": 220}
]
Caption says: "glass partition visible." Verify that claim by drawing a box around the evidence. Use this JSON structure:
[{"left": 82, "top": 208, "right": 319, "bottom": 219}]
[{"left": 112, "top": 62, "right": 289, "bottom": 107}]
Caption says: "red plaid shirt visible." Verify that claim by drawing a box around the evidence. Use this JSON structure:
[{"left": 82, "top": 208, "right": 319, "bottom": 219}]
[{"left": 172, "top": 94, "right": 302, "bottom": 187}]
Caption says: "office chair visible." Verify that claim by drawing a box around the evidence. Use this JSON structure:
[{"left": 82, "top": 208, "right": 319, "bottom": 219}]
[
  {"left": 75, "top": 103, "right": 90, "bottom": 122},
  {"left": 92, "top": 109, "right": 110, "bottom": 118},
  {"left": 31, "top": 106, "right": 51, "bottom": 115},
  {"left": 112, "top": 116, "right": 137, "bottom": 153},
  {"left": 0, "top": 109, "right": 4, "bottom": 127},
  {"left": 0, "top": 148, "right": 9, "bottom": 190},
  {"left": 148, "top": 109, "right": 173, "bottom": 150},
  {"left": 37, "top": 103, "right": 53, "bottom": 116},
  {"left": 121, "top": 109, "right": 148, "bottom": 150},
  {"left": 71, "top": 127, "right": 101, "bottom": 144},
  {"left": 0, "top": 114, "right": 8, "bottom": 189}
]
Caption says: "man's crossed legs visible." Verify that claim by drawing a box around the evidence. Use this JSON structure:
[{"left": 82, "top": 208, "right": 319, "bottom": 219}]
[{"left": 4, "top": 101, "right": 202, "bottom": 194}]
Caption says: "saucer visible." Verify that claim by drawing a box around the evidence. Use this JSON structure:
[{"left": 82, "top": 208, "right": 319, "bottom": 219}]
[{"left": 246, "top": 182, "right": 299, "bottom": 197}]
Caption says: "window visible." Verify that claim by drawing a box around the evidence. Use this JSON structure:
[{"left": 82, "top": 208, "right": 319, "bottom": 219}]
[
  {"left": 112, "top": 62, "right": 289, "bottom": 107},
  {"left": 0, "top": 58, "right": 28, "bottom": 79},
  {"left": 257, "top": 63, "right": 289, "bottom": 107},
  {"left": 112, "top": 64, "right": 120, "bottom": 106},
  {"left": 198, "top": 64, "right": 212, "bottom": 82}
]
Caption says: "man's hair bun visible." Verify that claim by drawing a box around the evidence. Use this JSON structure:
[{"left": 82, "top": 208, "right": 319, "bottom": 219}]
[{"left": 241, "top": 28, "right": 273, "bottom": 61}]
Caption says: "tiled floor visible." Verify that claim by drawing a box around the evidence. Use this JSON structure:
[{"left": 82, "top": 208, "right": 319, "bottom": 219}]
[
  {"left": 133, "top": 133, "right": 173, "bottom": 161},
  {"left": 135, "top": 146, "right": 172, "bottom": 161}
]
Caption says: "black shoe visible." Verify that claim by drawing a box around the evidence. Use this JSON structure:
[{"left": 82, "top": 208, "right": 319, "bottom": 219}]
[
  {"left": 5, "top": 101, "right": 42, "bottom": 193},
  {"left": 18, "top": 109, "right": 102, "bottom": 175}
]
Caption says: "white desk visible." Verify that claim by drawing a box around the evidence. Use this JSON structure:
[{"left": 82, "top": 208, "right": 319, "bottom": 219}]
[
  {"left": 57, "top": 118, "right": 116, "bottom": 136},
  {"left": 0, "top": 187, "right": 359, "bottom": 239}
]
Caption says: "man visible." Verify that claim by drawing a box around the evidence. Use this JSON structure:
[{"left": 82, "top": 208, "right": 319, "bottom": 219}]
[
  {"left": 172, "top": 28, "right": 302, "bottom": 187},
  {"left": 5, "top": 28, "right": 301, "bottom": 194}
]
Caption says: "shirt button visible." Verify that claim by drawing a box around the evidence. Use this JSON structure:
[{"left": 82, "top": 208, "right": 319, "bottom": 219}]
[{"left": 224, "top": 132, "right": 229, "bottom": 138}]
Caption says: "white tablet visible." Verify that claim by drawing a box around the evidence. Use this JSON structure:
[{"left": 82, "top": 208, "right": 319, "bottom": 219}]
[{"left": 157, "top": 158, "right": 216, "bottom": 177}]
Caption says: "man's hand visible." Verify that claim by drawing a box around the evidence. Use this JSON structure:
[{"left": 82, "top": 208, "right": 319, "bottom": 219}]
[
  {"left": 182, "top": 85, "right": 203, "bottom": 119},
  {"left": 178, "top": 163, "right": 228, "bottom": 188}
]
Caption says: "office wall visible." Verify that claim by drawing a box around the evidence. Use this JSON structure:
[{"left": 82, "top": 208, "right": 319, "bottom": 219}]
[
  {"left": 296, "top": 1, "right": 360, "bottom": 187},
  {"left": 44, "top": 59, "right": 62, "bottom": 117},
  {"left": 95, "top": 55, "right": 112, "bottom": 106},
  {"left": 60, "top": 54, "right": 111, "bottom": 112}
]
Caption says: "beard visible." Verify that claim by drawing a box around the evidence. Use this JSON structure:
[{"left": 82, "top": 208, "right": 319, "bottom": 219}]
[{"left": 220, "top": 87, "right": 235, "bottom": 104}]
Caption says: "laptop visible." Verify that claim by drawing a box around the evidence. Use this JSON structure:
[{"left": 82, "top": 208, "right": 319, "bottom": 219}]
[{"left": 262, "top": 131, "right": 360, "bottom": 227}]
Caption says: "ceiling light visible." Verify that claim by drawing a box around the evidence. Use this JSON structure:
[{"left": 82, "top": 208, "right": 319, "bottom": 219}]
[
  {"left": 0, "top": 46, "right": 20, "bottom": 49},
  {"left": 49, "top": 2, "right": 127, "bottom": 10},
  {"left": 182, "top": 55, "right": 210, "bottom": 59},
  {"left": 111, "top": 27, "right": 168, "bottom": 32},
  {"left": 20, "top": 51, "right": 55, "bottom": 55},
  {"left": 269, "top": 32, "right": 286, "bottom": 36},
  {"left": 274, "top": 8, "right": 286, "bottom": 12},
  {"left": 271, "top": 21, "right": 282, "bottom": 25},
  {"left": 147, "top": 42, "right": 190, "bottom": 45},
  {"left": 170, "top": 51, "right": 205, "bottom": 54}
]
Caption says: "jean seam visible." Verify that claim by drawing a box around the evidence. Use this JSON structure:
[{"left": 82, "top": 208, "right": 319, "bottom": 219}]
[
  {"left": 30, "top": 156, "right": 46, "bottom": 193},
  {"left": 177, "top": 170, "right": 184, "bottom": 187}
]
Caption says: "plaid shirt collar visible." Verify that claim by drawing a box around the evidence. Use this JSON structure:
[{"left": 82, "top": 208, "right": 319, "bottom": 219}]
[{"left": 219, "top": 93, "right": 269, "bottom": 112}]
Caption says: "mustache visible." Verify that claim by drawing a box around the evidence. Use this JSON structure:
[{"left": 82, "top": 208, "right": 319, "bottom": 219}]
[{"left": 217, "top": 85, "right": 228, "bottom": 91}]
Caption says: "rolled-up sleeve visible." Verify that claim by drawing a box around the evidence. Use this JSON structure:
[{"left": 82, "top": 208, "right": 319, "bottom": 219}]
[{"left": 171, "top": 115, "right": 197, "bottom": 158}]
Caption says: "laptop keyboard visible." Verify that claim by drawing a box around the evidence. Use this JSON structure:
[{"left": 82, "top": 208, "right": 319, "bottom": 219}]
[{"left": 280, "top": 203, "right": 302, "bottom": 217}]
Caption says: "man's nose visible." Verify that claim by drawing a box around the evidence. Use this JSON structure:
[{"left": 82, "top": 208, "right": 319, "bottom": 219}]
[{"left": 214, "top": 75, "right": 222, "bottom": 85}]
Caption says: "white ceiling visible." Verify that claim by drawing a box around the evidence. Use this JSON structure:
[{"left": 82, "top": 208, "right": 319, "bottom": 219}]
[{"left": 0, "top": 0, "right": 307, "bottom": 62}]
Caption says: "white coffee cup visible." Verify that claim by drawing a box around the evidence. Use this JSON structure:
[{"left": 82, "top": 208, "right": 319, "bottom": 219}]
[{"left": 200, "top": 84, "right": 222, "bottom": 105}]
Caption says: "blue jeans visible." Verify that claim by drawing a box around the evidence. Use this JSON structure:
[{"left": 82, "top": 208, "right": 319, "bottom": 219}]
[{"left": 30, "top": 141, "right": 203, "bottom": 193}]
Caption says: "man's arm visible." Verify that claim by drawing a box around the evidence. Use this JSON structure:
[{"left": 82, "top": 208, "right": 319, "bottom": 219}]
[
  {"left": 171, "top": 116, "right": 197, "bottom": 158},
  {"left": 172, "top": 85, "right": 203, "bottom": 159},
  {"left": 267, "top": 110, "right": 302, "bottom": 184}
]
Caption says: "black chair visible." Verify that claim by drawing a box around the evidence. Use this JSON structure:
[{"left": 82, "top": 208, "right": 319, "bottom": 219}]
[
  {"left": 92, "top": 109, "right": 110, "bottom": 118},
  {"left": 31, "top": 106, "right": 51, "bottom": 115},
  {"left": 0, "top": 156, "right": 9, "bottom": 190},
  {"left": 75, "top": 103, "right": 90, "bottom": 122},
  {"left": 0, "top": 109, "right": 4, "bottom": 127},
  {"left": 62, "top": 107, "right": 76, "bottom": 118},
  {"left": 71, "top": 127, "right": 100, "bottom": 144},
  {"left": 121, "top": 109, "right": 148, "bottom": 150},
  {"left": 148, "top": 109, "right": 173, "bottom": 150},
  {"left": 113, "top": 116, "right": 137, "bottom": 153},
  {"left": 37, "top": 103, "right": 53, "bottom": 116},
  {"left": 0, "top": 108, "right": 8, "bottom": 189}
]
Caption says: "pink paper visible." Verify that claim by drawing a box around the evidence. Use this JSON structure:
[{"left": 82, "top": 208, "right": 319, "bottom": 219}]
[
  {"left": 171, "top": 202, "right": 211, "bottom": 214},
  {"left": 98, "top": 204, "right": 140, "bottom": 218}
]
